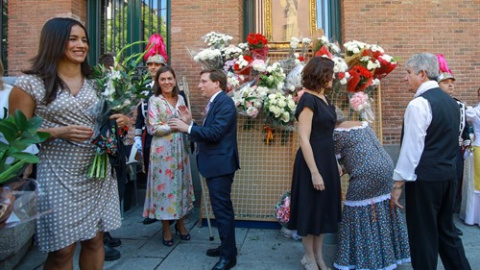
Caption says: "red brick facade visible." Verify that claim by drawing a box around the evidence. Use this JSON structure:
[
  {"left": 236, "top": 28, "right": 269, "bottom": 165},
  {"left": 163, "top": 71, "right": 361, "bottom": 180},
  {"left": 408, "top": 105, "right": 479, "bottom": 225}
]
[
  {"left": 6, "top": 0, "right": 87, "bottom": 75},
  {"left": 342, "top": 0, "right": 480, "bottom": 144},
  {"left": 170, "top": 0, "right": 244, "bottom": 120},
  {"left": 5, "top": 0, "right": 480, "bottom": 144}
]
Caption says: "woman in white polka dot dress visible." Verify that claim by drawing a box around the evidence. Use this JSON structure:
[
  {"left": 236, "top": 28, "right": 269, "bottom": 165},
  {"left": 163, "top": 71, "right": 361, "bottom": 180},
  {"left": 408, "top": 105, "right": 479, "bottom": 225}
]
[{"left": 9, "top": 18, "right": 128, "bottom": 269}]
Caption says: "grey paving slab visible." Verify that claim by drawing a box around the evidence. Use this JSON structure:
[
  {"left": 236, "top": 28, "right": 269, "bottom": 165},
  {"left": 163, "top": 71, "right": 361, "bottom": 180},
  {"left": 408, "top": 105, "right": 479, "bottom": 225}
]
[
  {"left": 107, "top": 257, "right": 162, "bottom": 270},
  {"left": 157, "top": 242, "right": 224, "bottom": 270},
  {"left": 11, "top": 206, "right": 480, "bottom": 270}
]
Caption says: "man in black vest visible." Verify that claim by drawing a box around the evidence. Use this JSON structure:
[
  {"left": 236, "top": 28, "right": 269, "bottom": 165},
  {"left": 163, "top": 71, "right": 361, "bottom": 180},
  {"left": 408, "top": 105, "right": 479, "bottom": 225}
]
[
  {"left": 436, "top": 54, "right": 470, "bottom": 236},
  {"left": 390, "top": 53, "right": 471, "bottom": 270}
]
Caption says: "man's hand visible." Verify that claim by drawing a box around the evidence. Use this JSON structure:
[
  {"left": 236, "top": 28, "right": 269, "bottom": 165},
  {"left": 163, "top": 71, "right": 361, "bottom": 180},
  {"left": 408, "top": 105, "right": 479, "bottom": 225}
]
[
  {"left": 168, "top": 118, "right": 189, "bottom": 133},
  {"left": 177, "top": 105, "right": 192, "bottom": 124},
  {"left": 390, "top": 181, "right": 405, "bottom": 209}
]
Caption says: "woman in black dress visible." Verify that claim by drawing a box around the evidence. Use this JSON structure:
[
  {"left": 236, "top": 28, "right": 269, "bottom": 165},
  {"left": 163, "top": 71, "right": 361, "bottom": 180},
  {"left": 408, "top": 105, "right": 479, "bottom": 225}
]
[{"left": 287, "top": 57, "right": 342, "bottom": 270}]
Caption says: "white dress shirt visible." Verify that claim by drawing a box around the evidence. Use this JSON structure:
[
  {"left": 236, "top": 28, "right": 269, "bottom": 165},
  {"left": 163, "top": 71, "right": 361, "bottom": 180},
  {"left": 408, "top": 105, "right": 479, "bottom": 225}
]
[{"left": 393, "top": 80, "right": 439, "bottom": 181}]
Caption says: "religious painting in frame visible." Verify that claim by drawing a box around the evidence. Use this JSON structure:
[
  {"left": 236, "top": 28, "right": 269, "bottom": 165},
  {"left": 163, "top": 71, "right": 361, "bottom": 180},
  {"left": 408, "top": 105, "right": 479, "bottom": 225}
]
[{"left": 265, "top": 0, "right": 317, "bottom": 48}]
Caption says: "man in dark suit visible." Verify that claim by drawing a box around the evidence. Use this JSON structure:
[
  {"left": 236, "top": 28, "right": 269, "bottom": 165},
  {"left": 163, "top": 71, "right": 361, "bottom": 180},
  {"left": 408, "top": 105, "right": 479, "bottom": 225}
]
[
  {"left": 390, "top": 53, "right": 471, "bottom": 270},
  {"left": 169, "top": 69, "right": 240, "bottom": 270}
]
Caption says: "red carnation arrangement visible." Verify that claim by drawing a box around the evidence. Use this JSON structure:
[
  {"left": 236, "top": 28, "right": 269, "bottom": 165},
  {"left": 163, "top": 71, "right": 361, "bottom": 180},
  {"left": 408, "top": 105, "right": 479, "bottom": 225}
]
[
  {"left": 247, "top": 33, "right": 269, "bottom": 60},
  {"left": 374, "top": 54, "right": 397, "bottom": 79},
  {"left": 347, "top": 65, "right": 374, "bottom": 92},
  {"left": 247, "top": 33, "right": 268, "bottom": 49}
]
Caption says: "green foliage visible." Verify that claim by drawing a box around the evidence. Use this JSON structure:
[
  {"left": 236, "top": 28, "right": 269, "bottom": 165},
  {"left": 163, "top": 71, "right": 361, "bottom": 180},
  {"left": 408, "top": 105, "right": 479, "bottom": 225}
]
[
  {"left": 0, "top": 110, "right": 50, "bottom": 183},
  {"left": 92, "top": 40, "right": 151, "bottom": 115}
]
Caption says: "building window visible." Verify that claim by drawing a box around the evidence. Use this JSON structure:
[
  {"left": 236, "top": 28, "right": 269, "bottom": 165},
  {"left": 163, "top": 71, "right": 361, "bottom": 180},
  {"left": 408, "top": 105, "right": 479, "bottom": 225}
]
[{"left": 87, "top": 0, "right": 169, "bottom": 65}]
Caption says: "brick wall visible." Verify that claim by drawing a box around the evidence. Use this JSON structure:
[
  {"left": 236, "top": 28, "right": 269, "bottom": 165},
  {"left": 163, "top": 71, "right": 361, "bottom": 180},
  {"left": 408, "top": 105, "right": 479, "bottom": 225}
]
[
  {"left": 7, "top": 0, "right": 87, "bottom": 75},
  {"left": 5, "top": 0, "right": 479, "bottom": 145},
  {"left": 342, "top": 0, "right": 480, "bottom": 144},
  {"left": 170, "top": 0, "right": 244, "bottom": 120}
]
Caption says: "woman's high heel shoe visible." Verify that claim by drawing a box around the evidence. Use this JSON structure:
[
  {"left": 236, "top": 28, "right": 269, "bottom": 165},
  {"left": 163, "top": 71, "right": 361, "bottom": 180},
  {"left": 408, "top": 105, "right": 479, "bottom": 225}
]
[
  {"left": 300, "top": 257, "right": 319, "bottom": 270},
  {"left": 174, "top": 223, "right": 191, "bottom": 241},
  {"left": 162, "top": 232, "right": 174, "bottom": 247}
]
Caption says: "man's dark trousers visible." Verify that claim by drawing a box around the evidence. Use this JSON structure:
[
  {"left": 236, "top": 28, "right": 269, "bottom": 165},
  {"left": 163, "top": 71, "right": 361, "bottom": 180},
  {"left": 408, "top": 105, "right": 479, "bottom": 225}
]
[
  {"left": 206, "top": 173, "right": 237, "bottom": 260},
  {"left": 405, "top": 179, "right": 471, "bottom": 270}
]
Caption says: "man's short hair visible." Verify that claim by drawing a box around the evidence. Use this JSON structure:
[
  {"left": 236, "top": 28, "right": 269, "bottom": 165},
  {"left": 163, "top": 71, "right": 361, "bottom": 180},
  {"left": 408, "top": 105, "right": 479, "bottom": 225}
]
[
  {"left": 405, "top": 53, "right": 439, "bottom": 80},
  {"left": 200, "top": 69, "right": 227, "bottom": 91}
]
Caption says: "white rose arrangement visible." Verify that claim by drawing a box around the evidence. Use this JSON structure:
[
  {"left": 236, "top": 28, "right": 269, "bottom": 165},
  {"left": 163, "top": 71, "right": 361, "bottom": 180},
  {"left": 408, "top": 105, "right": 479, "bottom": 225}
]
[
  {"left": 263, "top": 93, "right": 297, "bottom": 127},
  {"left": 259, "top": 62, "right": 286, "bottom": 91},
  {"left": 231, "top": 84, "right": 268, "bottom": 118}
]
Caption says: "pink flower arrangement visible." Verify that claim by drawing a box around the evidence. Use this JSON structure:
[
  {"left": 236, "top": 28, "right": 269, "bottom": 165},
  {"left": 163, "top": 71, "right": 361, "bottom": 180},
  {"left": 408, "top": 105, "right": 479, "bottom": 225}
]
[
  {"left": 275, "top": 191, "right": 291, "bottom": 226},
  {"left": 349, "top": 92, "right": 370, "bottom": 112},
  {"left": 349, "top": 92, "right": 375, "bottom": 122}
]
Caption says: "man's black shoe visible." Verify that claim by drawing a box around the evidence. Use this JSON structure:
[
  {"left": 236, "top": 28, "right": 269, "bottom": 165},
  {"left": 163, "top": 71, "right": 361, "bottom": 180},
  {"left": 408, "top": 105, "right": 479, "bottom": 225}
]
[
  {"left": 104, "top": 232, "right": 122, "bottom": 247},
  {"left": 142, "top": 218, "right": 158, "bottom": 225},
  {"left": 104, "top": 245, "right": 121, "bottom": 261},
  {"left": 206, "top": 247, "right": 221, "bottom": 257},
  {"left": 211, "top": 257, "right": 236, "bottom": 270},
  {"left": 456, "top": 226, "right": 464, "bottom": 236}
]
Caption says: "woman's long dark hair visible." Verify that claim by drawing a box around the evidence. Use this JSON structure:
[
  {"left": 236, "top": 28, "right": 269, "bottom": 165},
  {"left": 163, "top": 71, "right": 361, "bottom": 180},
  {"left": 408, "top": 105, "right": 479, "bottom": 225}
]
[
  {"left": 152, "top": 65, "right": 179, "bottom": 98},
  {"left": 24, "top": 17, "right": 92, "bottom": 105}
]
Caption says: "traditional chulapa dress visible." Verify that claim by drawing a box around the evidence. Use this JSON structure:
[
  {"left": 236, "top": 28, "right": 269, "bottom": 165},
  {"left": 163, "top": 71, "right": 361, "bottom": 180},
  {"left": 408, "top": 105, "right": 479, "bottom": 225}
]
[
  {"left": 333, "top": 122, "right": 410, "bottom": 270},
  {"left": 15, "top": 75, "right": 121, "bottom": 252},
  {"left": 461, "top": 104, "right": 480, "bottom": 226},
  {"left": 143, "top": 94, "right": 194, "bottom": 220}
]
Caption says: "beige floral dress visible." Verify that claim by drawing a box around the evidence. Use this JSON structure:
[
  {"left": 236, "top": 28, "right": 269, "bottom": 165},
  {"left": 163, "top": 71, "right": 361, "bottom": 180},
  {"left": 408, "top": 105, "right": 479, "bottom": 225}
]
[
  {"left": 15, "top": 75, "right": 121, "bottom": 252},
  {"left": 143, "top": 94, "right": 194, "bottom": 220}
]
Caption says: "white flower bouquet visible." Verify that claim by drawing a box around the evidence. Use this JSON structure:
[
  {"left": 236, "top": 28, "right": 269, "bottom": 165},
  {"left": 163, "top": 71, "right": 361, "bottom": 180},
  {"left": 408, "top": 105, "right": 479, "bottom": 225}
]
[
  {"left": 89, "top": 41, "right": 150, "bottom": 179},
  {"left": 202, "top": 31, "right": 233, "bottom": 49},
  {"left": 259, "top": 62, "right": 286, "bottom": 91},
  {"left": 231, "top": 82, "right": 268, "bottom": 118},
  {"left": 263, "top": 92, "right": 296, "bottom": 129},
  {"left": 192, "top": 48, "right": 224, "bottom": 70}
]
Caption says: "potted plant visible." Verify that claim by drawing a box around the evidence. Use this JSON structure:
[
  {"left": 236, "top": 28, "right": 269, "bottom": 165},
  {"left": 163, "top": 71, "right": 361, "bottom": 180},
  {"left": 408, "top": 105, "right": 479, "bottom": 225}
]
[{"left": 0, "top": 110, "right": 49, "bottom": 226}]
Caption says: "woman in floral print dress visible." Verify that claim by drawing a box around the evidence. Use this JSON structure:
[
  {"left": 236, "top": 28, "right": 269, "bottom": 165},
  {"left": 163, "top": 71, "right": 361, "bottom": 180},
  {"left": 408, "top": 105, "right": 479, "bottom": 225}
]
[{"left": 143, "top": 66, "right": 194, "bottom": 246}]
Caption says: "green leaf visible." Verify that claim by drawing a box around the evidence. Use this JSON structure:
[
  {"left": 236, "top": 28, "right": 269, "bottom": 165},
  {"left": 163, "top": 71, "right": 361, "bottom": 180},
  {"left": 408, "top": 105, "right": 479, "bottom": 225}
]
[
  {"left": 9, "top": 152, "right": 40, "bottom": 163},
  {"left": 0, "top": 160, "right": 27, "bottom": 184},
  {"left": 0, "top": 120, "right": 19, "bottom": 142},
  {"left": 37, "top": 132, "right": 50, "bottom": 142},
  {"left": 14, "top": 109, "right": 28, "bottom": 131},
  {"left": 26, "top": 116, "right": 43, "bottom": 131}
]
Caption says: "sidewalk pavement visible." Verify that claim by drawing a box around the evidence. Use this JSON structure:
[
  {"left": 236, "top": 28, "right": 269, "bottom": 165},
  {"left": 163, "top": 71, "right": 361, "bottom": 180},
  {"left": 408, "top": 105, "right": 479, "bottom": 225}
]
[{"left": 14, "top": 205, "right": 480, "bottom": 270}]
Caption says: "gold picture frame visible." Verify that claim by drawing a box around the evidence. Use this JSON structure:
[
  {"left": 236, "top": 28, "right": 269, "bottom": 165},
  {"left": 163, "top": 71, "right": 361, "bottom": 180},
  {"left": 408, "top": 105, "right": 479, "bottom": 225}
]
[{"left": 265, "top": 0, "right": 318, "bottom": 49}]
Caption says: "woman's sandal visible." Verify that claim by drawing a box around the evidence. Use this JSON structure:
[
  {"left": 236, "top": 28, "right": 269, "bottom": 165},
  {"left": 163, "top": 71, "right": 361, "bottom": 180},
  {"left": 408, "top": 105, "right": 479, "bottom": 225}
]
[
  {"left": 315, "top": 258, "right": 332, "bottom": 270},
  {"left": 300, "top": 257, "right": 319, "bottom": 270},
  {"left": 174, "top": 223, "right": 191, "bottom": 241},
  {"left": 162, "top": 232, "right": 174, "bottom": 247}
]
